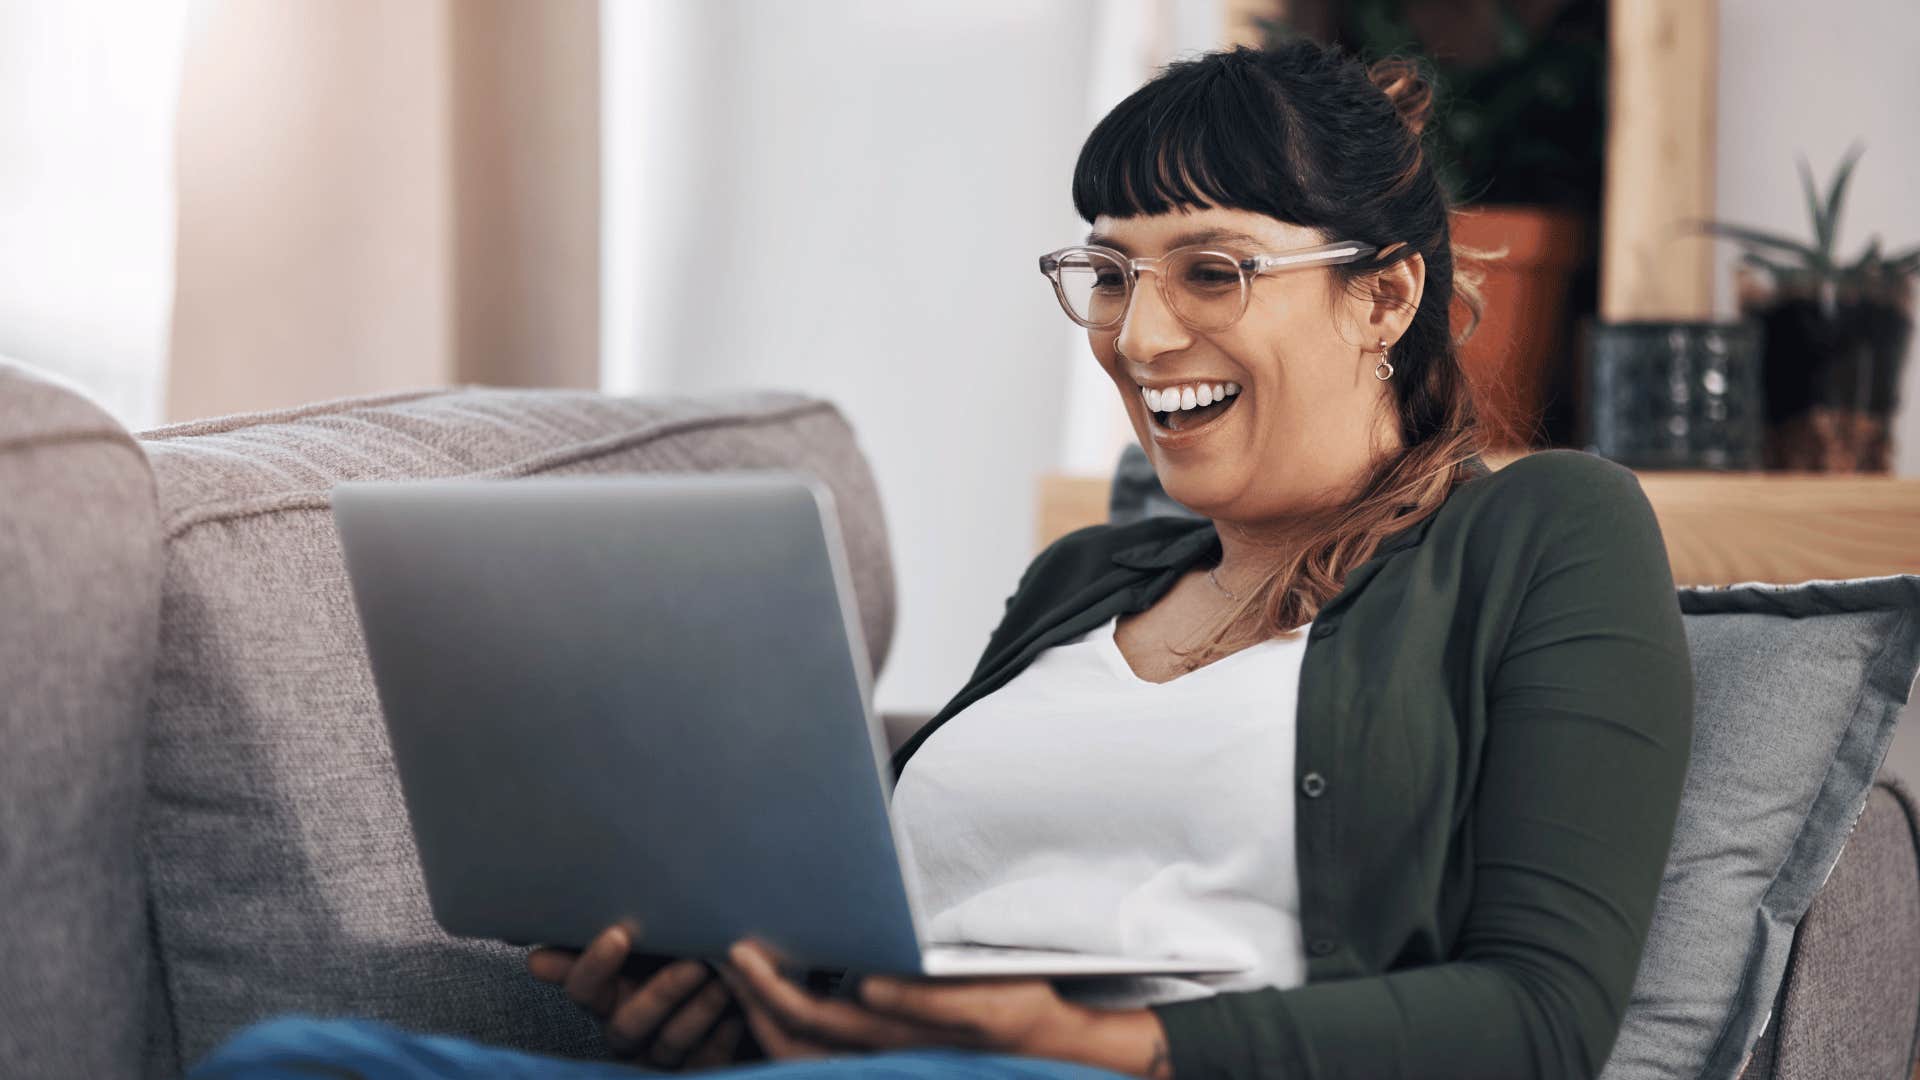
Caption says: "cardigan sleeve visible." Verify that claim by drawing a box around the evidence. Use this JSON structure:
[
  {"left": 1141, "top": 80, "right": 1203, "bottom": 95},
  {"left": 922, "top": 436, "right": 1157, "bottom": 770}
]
[{"left": 1148, "top": 455, "right": 1695, "bottom": 1080}]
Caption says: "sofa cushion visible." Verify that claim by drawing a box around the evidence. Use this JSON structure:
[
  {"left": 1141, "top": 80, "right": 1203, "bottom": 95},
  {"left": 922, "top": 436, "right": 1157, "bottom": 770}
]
[
  {"left": 136, "top": 386, "right": 895, "bottom": 1070},
  {"left": 0, "top": 360, "right": 161, "bottom": 1080}
]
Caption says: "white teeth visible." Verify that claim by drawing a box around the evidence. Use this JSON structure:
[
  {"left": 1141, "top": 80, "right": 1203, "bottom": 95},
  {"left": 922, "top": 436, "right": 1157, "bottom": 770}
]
[{"left": 1139, "top": 381, "right": 1245, "bottom": 413}]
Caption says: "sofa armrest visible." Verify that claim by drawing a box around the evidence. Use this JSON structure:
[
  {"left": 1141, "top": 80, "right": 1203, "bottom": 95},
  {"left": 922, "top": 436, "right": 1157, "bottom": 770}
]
[
  {"left": 0, "top": 362, "right": 162, "bottom": 1079},
  {"left": 1737, "top": 769, "right": 1920, "bottom": 1079}
]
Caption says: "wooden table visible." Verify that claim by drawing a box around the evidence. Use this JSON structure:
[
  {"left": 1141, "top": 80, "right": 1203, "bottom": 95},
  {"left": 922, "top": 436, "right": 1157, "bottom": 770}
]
[{"left": 1037, "top": 453, "right": 1920, "bottom": 587}]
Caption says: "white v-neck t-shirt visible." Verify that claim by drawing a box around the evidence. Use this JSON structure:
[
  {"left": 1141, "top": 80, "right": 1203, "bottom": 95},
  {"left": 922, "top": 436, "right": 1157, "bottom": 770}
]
[{"left": 890, "top": 610, "right": 1314, "bottom": 1009}]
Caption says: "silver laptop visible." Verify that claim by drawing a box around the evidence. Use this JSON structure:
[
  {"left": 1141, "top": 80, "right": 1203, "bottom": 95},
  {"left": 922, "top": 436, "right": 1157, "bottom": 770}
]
[{"left": 331, "top": 472, "right": 1249, "bottom": 980}]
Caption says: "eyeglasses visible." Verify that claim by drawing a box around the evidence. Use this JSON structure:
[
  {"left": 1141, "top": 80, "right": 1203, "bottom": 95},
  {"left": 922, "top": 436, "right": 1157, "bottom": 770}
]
[{"left": 1037, "top": 239, "right": 1381, "bottom": 333}]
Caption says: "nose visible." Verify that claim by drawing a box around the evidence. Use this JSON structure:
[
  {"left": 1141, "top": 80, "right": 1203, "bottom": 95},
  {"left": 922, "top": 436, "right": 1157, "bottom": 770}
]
[{"left": 1111, "top": 267, "right": 1193, "bottom": 363}]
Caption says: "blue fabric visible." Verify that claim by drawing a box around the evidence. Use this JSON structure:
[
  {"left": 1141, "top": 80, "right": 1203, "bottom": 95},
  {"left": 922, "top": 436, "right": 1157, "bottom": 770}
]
[{"left": 188, "top": 1017, "right": 1135, "bottom": 1080}]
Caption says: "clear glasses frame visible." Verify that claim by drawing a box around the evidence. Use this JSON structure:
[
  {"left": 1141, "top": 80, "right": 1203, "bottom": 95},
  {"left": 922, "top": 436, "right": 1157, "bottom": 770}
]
[{"left": 1037, "top": 239, "right": 1382, "bottom": 332}]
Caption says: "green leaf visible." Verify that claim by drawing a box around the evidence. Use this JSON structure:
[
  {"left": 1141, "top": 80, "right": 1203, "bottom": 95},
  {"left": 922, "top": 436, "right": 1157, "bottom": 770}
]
[
  {"left": 1821, "top": 140, "right": 1867, "bottom": 263},
  {"left": 1797, "top": 152, "right": 1828, "bottom": 256},
  {"left": 1689, "top": 219, "right": 1819, "bottom": 263}
]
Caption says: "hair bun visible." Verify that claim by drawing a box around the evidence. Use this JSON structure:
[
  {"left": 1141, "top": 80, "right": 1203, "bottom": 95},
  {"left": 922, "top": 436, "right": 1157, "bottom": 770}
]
[{"left": 1367, "top": 57, "right": 1434, "bottom": 138}]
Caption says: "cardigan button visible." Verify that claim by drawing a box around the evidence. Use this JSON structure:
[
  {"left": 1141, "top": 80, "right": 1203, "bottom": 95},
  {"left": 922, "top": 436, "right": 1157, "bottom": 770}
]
[
  {"left": 1300, "top": 771, "right": 1327, "bottom": 798},
  {"left": 1309, "top": 621, "right": 1337, "bottom": 640},
  {"left": 1308, "top": 937, "right": 1337, "bottom": 957}
]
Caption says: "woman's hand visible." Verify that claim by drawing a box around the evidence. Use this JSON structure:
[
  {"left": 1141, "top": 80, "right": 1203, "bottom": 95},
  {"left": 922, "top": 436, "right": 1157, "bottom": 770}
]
[
  {"left": 714, "top": 938, "right": 1175, "bottom": 1078},
  {"left": 528, "top": 924, "right": 760, "bottom": 1070}
]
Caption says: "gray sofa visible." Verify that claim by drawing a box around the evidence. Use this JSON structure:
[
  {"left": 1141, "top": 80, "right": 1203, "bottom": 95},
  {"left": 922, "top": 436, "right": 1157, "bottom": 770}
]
[{"left": 1, "top": 361, "right": 1915, "bottom": 1079}]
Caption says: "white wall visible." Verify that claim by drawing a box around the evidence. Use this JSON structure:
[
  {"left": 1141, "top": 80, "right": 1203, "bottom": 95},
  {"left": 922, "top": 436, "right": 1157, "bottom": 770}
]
[
  {"left": 1713, "top": 0, "right": 1920, "bottom": 782},
  {"left": 603, "top": 1, "right": 1233, "bottom": 716},
  {"left": 0, "top": 2, "right": 186, "bottom": 429},
  {"left": 602, "top": 0, "right": 1097, "bottom": 716},
  {"left": 602, "top": 0, "right": 1227, "bottom": 716}
]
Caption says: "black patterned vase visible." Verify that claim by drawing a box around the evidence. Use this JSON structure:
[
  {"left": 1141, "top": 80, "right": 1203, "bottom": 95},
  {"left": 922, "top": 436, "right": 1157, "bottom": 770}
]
[{"left": 1581, "top": 318, "right": 1766, "bottom": 471}]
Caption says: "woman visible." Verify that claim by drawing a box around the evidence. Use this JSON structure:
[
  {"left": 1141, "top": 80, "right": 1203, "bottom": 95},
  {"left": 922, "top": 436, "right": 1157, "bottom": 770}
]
[{"left": 192, "top": 39, "right": 1692, "bottom": 1080}]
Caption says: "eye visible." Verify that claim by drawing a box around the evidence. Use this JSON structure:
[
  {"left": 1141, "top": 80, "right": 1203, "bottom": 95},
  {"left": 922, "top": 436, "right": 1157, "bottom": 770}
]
[
  {"left": 1181, "top": 263, "right": 1241, "bottom": 291},
  {"left": 1091, "top": 269, "right": 1127, "bottom": 293}
]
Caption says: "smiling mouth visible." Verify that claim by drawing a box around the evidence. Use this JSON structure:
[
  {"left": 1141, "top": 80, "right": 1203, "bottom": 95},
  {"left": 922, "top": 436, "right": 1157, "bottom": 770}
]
[{"left": 1144, "top": 383, "right": 1242, "bottom": 433}]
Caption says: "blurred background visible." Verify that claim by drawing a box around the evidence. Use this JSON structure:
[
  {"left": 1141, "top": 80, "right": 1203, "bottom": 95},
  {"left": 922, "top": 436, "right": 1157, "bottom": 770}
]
[{"left": 2, "top": 0, "right": 1917, "bottom": 721}]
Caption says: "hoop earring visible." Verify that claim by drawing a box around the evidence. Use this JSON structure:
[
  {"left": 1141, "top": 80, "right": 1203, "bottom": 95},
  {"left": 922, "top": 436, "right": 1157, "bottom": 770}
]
[{"left": 1373, "top": 337, "right": 1394, "bottom": 381}]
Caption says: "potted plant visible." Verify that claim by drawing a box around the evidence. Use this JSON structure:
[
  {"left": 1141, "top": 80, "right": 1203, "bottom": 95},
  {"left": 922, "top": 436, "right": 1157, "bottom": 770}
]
[
  {"left": 1690, "top": 141, "right": 1919, "bottom": 472},
  {"left": 1260, "top": 0, "right": 1606, "bottom": 449}
]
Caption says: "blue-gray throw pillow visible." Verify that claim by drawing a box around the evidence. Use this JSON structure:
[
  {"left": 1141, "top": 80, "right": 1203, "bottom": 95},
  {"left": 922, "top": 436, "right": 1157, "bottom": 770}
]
[{"left": 1106, "top": 444, "right": 1920, "bottom": 1080}]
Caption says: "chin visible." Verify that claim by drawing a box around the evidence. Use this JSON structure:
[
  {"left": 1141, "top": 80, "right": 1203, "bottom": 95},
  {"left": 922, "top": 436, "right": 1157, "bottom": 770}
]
[{"left": 1151, "top": 466, "right": 1232, "bottom": 517}]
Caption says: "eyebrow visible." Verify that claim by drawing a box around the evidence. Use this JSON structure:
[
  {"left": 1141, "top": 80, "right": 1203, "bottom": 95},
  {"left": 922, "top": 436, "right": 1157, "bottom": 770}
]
[{"left": 1081, "top": 227, "right": 1268, "bottom": 255}]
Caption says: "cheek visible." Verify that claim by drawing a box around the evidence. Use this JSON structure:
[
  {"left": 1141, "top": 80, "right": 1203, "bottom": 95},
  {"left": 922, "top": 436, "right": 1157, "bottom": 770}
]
[
  {"left": 1093, "top": 343, "right": 1142, "bottom": 403},
  {"left": 1213, "top": 336, "right": 1288, "bottom": 403}
]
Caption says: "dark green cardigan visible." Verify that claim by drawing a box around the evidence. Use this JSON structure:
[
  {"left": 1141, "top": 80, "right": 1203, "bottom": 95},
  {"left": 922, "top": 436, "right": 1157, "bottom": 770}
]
[{"left": 889, "top": 450, "right": 1694, "bottom": 1080}]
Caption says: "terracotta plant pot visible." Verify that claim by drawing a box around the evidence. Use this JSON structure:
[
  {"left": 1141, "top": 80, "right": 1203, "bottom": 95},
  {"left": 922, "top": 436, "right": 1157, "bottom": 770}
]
[{"left": 1448, "top": 206, "right": 1591, "bottom": 448}]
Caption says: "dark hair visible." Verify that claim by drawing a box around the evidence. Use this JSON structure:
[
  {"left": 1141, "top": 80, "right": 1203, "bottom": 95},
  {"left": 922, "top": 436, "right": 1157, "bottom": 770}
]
[{"left": 1071, "top": 40, "right": 1496, "bottom": 660}]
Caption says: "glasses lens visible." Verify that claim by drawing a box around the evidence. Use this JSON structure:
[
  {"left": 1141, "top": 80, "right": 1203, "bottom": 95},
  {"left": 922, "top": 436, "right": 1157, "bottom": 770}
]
[
  {"left": 1052, "top": 248, "right": 1129, "bottom": 327},
  {"left": 1166, "top": 250, "right": 1247, "bottom": 332}
]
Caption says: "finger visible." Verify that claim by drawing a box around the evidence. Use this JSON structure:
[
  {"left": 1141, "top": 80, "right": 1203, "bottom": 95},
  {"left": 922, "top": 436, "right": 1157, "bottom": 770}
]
[
  {"left": 715, "top": 960, "right": 827, "bottom": 1059},
  {"left": 712, "top": 962, "right": 793, "bottom": 1057},
  {"left": 603, "top": 959, "right": 710, "bottom": 1057},
  {"left": 527, "top": 946, "right": 579, "bottom": 985},
  {"left": 682, "top": 1012, "right": 748, "bottom": 1069},
  {"left": 647, "top": 972, "right": 733, "bottom": 1068},
  {"left": 563, "top": 925, "right": 632, "bottom": 1015},
  {"left": 728, "top": 941, "right": 953, "bottom": 1050},
  {"left": 853, "top": 974, "right": 1001, "bottom": 1032}
]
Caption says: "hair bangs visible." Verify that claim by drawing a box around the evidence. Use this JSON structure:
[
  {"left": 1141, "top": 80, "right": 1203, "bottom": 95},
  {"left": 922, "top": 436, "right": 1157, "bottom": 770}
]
[{"left": 1070, "top": 63, "right": 1307, "bottom": 226}]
